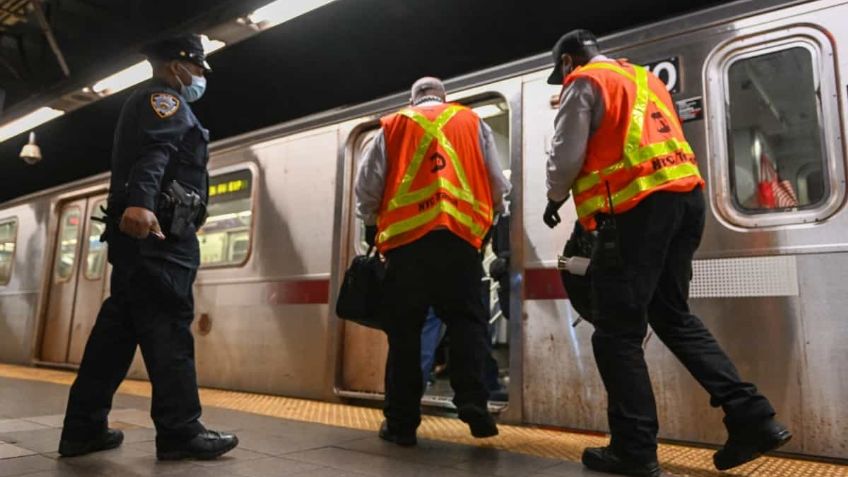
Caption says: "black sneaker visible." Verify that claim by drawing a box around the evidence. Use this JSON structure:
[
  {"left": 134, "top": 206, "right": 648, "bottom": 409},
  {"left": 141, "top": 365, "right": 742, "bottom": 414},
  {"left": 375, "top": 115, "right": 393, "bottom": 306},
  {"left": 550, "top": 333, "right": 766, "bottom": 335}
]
[
  {"left": 714, "top": 419, "right": 792, "bottom": 470},
  {"left": 58, "top": 428, "right": 124, "bottom": 457},
  {"left": 457, "top": 405, "right": 498, "bottom": 438},
  {"left": 378, "top": 420, "right": 417, "bottom": 447},
  {"left": 156, "top": 429, "right": 239, "bottom": 461},
  {"left": 582, "top": 446, "right": 661, "bottom": 477}
]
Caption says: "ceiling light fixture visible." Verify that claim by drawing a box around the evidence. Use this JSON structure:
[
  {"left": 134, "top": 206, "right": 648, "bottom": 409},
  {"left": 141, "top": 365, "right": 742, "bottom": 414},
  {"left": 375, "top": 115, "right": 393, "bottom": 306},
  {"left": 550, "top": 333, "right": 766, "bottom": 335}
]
[
  {"left": 248, "top": 0, "right": 337, "bottom": 29},
  {"left": 0, "top": 107, "right": 65, "bottom": 143},
  {"left": 91, "top": 61, "right": 153, "bottom": 95}
]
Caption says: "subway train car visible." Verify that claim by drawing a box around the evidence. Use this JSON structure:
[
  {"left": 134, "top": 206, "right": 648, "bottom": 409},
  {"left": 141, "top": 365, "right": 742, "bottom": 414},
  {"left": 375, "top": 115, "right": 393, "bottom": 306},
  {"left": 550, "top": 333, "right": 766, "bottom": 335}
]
[{"left": 0, "top": 0, "right": 845, "bottom": 460}]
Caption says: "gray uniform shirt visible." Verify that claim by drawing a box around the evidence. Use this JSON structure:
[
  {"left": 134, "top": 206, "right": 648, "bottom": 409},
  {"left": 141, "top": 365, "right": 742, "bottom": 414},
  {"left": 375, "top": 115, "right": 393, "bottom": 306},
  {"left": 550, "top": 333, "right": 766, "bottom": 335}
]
[
  {"left": 546, "top": 55, "right": 611, "bottom": 202},
  {"left": 355, "top": 100, "right": 511, "bottom": 225}
]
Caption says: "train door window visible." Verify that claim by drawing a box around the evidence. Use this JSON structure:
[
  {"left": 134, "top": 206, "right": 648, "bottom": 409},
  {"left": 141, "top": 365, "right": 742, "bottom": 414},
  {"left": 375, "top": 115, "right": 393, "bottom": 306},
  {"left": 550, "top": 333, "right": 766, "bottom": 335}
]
[
  {"left": 55, "top": 207, "right": 82, "bottom": 282},
  {"left": 198, "top": 169, "right": 253, "bottom": 267},
  {"left": 472, "top": 98, "right": 511, "bottom": 172},
  {"left": 707, "top": 29, "right": 844, "bottom": 227},
  {"left": 84, "top": 200, "right": 108, "bottom": 280},
  {"left": 0, "top": 218, "right": 17, "bottom": 285}
]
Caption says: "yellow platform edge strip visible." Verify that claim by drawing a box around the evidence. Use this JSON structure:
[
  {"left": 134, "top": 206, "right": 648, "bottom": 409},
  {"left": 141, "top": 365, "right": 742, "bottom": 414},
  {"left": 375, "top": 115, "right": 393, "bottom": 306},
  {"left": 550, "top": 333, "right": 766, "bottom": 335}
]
[{"left": 0, "top": 363, "right": 844, "bottom": 477}]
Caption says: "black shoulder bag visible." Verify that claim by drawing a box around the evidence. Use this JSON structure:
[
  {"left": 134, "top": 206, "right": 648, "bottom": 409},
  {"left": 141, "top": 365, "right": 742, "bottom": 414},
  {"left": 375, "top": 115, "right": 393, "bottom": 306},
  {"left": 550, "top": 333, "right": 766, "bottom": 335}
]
[{"left": 335, "top": 247, "right": 386, "bottom": 330}]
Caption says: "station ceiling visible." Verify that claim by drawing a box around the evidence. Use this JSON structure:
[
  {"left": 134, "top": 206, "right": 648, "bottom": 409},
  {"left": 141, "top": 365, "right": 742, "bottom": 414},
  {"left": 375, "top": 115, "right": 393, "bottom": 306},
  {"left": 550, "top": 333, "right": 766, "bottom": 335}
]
[{"left": 0, "top": 0, "right": 730, "bottom": 203}]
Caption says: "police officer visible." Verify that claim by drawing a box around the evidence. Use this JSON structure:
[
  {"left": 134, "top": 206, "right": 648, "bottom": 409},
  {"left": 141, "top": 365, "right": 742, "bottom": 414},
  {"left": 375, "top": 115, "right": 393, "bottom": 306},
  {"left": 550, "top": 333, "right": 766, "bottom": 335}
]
[
  {"left": 544, "top": 30, "right": 790, "bottom": 476},
  {"left": 58, "top": 34, "right": 238, "bottom": 461},
  {"left": 355, "top": 77, "right": 510, "bottom": 446}
]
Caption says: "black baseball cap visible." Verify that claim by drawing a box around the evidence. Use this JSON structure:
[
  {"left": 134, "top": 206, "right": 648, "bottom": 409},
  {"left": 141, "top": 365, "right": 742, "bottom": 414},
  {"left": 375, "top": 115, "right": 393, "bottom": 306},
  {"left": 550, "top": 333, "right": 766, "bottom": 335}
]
[
  {"left": 547, "top": 29, "right": 599, "bottom": 85},
  {"left": 142, "top": 34, "right": 211, "bottom": 72}
]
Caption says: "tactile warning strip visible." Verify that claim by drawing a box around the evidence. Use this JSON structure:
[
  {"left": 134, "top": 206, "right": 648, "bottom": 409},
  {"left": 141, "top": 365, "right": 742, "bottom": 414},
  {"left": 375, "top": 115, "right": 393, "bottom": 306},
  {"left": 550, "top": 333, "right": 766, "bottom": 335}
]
[{"left": 1, "top": 363, "right": 845, "bottom": 477}]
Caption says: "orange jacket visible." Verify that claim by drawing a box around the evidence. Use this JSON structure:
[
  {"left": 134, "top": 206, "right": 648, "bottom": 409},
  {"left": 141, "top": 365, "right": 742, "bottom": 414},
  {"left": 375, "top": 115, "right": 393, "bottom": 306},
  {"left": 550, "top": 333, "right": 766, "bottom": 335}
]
[
  {"left": 376, "top": 103, "right": 493, "bottom": 253},
  {"left": 565, "top": 60, "right": 704, "bottom": 230}
]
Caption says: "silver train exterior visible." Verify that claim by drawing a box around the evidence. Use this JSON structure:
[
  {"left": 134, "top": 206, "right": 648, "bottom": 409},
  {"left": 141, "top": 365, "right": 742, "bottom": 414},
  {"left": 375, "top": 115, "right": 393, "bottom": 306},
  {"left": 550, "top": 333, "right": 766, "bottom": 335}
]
[{"left": 0, "top": 0, "right": 845, "bottom": 460}]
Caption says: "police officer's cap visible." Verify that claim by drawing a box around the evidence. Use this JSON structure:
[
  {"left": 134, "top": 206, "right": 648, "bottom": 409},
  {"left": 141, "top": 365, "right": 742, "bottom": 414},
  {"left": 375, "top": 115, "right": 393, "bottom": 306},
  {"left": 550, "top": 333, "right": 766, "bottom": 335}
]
[
  {"left": 142, "top": 34, "right": 211, "bottom": 72},
  {"left": 547, "top": 29, "right": 599, "bottom": 85}
]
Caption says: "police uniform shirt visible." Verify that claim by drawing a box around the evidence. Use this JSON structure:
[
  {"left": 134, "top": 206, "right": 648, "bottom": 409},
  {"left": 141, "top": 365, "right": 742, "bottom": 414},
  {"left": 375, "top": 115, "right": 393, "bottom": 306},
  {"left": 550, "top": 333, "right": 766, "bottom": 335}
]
[{"left": 107, "top": 79, "right": 209, "bottom": 269}]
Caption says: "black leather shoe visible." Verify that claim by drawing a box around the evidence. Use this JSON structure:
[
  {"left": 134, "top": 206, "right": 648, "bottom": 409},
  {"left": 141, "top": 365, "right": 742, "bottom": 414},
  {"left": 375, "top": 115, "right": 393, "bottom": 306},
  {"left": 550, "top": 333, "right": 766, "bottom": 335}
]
[
  {"left": 458, "top": 405, "right": 498, "bottom": 438},
  {"left": 582, "top": 446, "right": 661, "bottom": 477},
  {"left": 156, "top": 430, "right": 239, "bottom": 461},
  {"left": 714, "top": 419, "right": 791, "bottom": 470},
  {"left": 378, "top": 420, "right": 417, "bottom": 446},
  {"left": 58, "top": 428, "right": 124, "bottom": 457}
]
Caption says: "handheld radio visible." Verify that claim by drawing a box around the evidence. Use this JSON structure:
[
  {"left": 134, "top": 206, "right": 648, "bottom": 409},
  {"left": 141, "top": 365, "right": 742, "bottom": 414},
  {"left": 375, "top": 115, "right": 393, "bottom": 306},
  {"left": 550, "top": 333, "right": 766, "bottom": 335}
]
[{"left": 596, "top": 181, "right": 623, "bottom": 268}]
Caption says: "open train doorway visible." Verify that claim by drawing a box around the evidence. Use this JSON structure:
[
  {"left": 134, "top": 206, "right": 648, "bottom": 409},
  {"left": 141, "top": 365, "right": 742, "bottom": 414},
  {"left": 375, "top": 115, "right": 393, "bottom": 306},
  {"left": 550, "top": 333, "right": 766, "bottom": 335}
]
[
  {"left": 336, "top": 95, "right": 513, "bottom": 410},
  {"left": 39, "top": 194, "right": 110, "bottom": 365}
]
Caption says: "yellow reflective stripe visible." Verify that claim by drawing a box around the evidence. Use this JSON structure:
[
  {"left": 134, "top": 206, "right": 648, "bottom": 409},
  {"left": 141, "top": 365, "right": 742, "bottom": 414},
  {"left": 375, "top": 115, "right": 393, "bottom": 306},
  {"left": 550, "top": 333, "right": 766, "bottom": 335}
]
[
  {"left": 580, "top": 62, "right": 683, "bottom": 134},
  {"left": 623, "top": 66, "right": 649, "bottom": 164},
  {"left": 636, "top": 138, "right": 693, "bottom": 163},
  {"left": 388, "top": 176, "right": 490, "bottom": 215},
  {"left": 394, "top": 106, "right": 463, "bottom": 198},
  {"left": 576, "top": 162, "right": 702, "bottom": 218},
  {"left": 378, "top": 198, "right": 487, "bottom": 244},
  {"left": 573, "top": 137, "right": 695, "bottom": 195}
]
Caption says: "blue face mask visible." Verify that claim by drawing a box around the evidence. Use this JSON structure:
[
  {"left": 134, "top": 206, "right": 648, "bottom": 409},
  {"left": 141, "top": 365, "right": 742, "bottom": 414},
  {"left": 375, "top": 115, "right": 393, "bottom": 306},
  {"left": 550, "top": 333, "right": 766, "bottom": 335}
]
[{"left": 177, "top": 65, "right": 207, "bottom": 103}]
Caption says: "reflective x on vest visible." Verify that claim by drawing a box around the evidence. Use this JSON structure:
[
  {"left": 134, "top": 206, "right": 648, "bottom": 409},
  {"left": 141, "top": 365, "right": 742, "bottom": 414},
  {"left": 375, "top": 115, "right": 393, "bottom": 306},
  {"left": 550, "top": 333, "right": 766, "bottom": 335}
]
[
  {"left": 378, "top": 106, "right": 491, "bottom": 245},
  {"left": 571, "top": 62, "right": 700, "bottom": 219}
]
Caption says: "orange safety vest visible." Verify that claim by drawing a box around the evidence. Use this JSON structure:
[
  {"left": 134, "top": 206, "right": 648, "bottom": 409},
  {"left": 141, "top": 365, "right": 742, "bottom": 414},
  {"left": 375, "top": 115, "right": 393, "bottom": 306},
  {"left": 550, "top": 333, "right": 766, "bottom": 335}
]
[
  {"left": 376, "top": 102, "right": 493, "bottom": 253},
  {"left": 564, "top": 60, "right": 704, "bottom": 230}
]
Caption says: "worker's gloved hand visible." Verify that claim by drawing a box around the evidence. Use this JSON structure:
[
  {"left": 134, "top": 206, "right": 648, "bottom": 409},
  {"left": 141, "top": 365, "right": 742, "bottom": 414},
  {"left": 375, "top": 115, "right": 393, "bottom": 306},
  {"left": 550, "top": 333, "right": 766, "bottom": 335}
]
[
  {"left": 364, "top": 225, "right": 377, "bottom": 248},
  {"left": 543, "top": 198, "right": 567, "bottom": 229},
  {"left": 489, "top": 256, "right": 509, "bottom": 281}
]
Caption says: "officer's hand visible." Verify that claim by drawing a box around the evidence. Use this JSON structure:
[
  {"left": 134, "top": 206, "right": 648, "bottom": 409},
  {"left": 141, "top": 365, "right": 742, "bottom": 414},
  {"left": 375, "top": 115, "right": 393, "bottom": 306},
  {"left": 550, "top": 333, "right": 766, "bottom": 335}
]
[
  {"left": 543, "top": 198, "right": 567, "bottom": 229},
  {"left": 120, "top": 207, "right": 165, "bottom": 240},
  {"left": 364, "top": 224, "right": 377, "bottom": 248}
]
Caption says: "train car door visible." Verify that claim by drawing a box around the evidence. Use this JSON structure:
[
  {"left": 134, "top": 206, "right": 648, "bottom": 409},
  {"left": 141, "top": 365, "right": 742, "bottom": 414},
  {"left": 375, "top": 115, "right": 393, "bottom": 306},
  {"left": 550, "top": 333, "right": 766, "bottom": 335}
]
[
  {"left": 335, "top": 92, "right": 516, "bottom": 408},
  {"left": 40, "top": 195, "right": 109, "bottom": 364}
]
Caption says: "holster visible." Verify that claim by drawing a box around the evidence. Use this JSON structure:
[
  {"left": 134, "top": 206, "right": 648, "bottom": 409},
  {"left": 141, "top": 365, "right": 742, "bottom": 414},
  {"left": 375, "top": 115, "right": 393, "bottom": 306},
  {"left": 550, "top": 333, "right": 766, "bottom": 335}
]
[{"left": 157, "top": 180, "right": 207, "bottom": 239}]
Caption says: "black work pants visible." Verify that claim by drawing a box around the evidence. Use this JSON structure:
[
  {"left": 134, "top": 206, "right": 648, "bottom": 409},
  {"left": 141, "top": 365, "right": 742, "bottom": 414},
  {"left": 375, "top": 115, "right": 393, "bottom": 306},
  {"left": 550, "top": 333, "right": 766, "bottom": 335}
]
[
  {"left": 382, "top": 230, "right": 490, "bottom": 432},
  {"left": 590, "top": 187, "right": 775, "bottom": 462},
  {"left": 61, "top": 258, "right": 204, "bottom": 442}
]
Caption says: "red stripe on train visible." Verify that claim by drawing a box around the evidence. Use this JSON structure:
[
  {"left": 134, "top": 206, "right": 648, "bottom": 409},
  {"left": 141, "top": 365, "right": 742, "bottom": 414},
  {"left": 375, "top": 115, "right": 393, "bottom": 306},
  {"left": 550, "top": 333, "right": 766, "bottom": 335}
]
[
  {"left": 264, "top": 269, "right": 567, "bottom": 305},
  {"left": 524, "top": 268, "right": 568, "bottom": 300},
  {"left": 267, "top": 279, "right": 330, "bottom": 305}
]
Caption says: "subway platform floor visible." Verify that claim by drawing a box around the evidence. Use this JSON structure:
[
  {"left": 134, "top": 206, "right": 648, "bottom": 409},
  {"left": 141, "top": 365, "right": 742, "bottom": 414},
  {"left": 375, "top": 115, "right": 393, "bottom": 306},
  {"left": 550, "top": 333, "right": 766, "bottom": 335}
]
[{"left": 0, "top": 364, "right": 845, "bottom": 477}]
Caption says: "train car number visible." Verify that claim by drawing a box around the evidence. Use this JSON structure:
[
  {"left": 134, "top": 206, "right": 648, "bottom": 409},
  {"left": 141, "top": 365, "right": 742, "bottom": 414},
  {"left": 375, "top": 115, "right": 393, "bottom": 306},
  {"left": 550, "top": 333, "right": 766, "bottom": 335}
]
[{"left": 641, "top": 57, "right": 681, "bottom": 94}]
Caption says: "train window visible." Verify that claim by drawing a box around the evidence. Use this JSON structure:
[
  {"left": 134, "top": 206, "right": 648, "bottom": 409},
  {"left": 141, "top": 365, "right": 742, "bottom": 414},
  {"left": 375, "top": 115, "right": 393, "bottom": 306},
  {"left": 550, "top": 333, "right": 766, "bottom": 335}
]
[
  {"left": 55, "top": 207, "right": 81, "bottom": 282},
  {"left": 472, "top": 99, "right": 511, "bottom": 172},
  {"left": 726, "top": 48, "right": 826, "bottom": 212},
  {"left": 707, "top": 29, "right": 844, "bottom": 228},
  {"left": 84, "top": 200, "right": 108, "bottom": 280},
  {"left": 0, "top": 218, "right": 17, "bottom": 286},
  {"left": 198, "top": 169, "right": 253, "bottom": 267}
]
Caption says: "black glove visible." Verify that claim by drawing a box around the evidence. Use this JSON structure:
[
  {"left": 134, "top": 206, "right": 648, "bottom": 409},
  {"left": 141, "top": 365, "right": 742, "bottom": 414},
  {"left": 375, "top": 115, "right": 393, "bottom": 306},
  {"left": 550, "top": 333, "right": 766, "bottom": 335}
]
[
  {"left": 543, "top": 198, "right": 567, "bottom": 229},
  {"left": 489, "top": 256, "right": 509, "bottom": 281},
  {"left": 364, "top": 225, "right": 377, "bottom": 248}
]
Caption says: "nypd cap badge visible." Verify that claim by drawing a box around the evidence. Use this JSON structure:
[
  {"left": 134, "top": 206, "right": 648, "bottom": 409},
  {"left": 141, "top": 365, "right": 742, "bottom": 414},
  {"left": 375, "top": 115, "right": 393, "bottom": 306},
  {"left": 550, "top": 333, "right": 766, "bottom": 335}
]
[{"left": 150, "top": 93, "right": 181, "bottom": 119}]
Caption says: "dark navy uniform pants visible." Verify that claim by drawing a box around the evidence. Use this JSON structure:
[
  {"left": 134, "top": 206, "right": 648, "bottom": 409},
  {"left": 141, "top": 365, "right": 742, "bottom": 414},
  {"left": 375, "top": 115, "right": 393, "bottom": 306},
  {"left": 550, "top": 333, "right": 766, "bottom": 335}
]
[
  {"left": 61, "top": 258, "right": 204, "bottom": 442},
  {"left": 382, "top": 230, "right": 490, "bottom": 432},
  {"left": 590, "top": 187, "right": 775, "bottom": 462}
]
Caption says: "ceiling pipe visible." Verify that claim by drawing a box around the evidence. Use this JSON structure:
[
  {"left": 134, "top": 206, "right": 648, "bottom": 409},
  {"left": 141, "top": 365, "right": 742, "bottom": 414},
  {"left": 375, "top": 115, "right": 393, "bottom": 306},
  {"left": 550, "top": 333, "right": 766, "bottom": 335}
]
[{"left": 29, "top": 0, "right": 70, "bottom": 77}]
